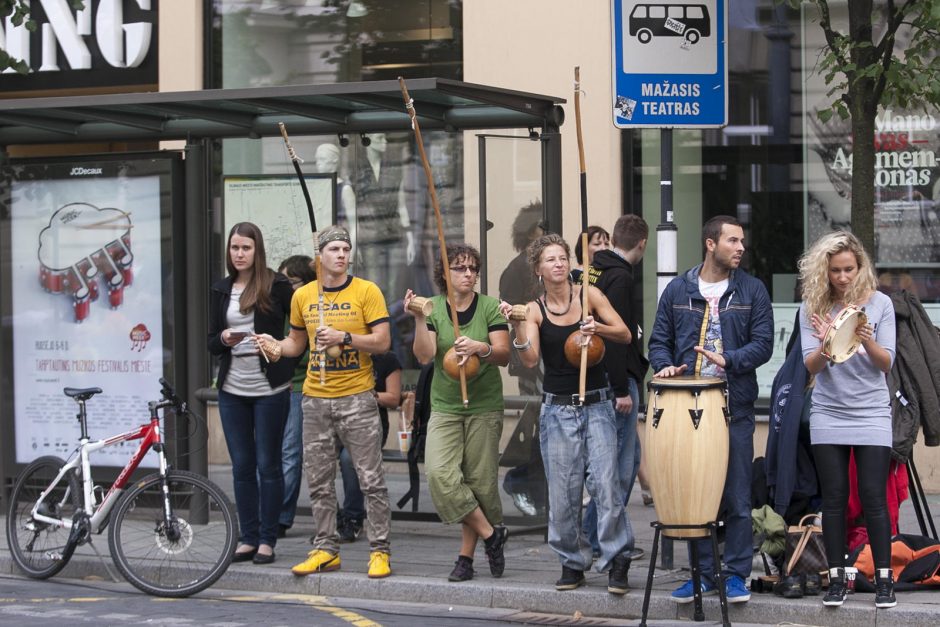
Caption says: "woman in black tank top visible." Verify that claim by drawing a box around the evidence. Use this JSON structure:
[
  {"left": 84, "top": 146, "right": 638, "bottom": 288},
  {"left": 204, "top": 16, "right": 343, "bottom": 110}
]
[{"left": 499, "top": 233, "right": 635, "bottom": 593}]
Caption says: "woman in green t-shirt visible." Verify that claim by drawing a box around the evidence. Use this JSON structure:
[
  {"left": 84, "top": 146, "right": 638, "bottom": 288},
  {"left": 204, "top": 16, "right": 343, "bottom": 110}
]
[{"left": 404, "top": 243, "right": 511, "bottom": 583}]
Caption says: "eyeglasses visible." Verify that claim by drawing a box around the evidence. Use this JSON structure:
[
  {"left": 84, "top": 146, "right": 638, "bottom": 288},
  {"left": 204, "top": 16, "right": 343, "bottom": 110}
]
[{"left": 450, "top": 265, "right": 480, "bottom": 274}]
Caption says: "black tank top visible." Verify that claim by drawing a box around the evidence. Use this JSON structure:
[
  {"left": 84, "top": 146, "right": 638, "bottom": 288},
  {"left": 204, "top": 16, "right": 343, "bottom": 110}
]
[{"left": 537, "top": 299, "right": 607, "bottom": 395}]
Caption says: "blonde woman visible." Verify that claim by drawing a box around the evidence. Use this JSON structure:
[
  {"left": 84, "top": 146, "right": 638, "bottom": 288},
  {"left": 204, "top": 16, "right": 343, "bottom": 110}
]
[{"left": 798, "top": 231, "right": 896, "bottom": 609}]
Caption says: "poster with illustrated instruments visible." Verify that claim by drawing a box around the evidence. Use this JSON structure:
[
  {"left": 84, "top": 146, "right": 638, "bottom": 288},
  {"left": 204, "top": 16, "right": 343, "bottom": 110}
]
[{"left": 3, "top": 157, "right": 176, "bottom": 466}]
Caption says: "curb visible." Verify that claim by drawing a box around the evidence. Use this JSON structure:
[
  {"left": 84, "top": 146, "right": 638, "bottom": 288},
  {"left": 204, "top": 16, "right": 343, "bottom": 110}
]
[{"left": 3, "top": 553, "right": 937, "bottom": 626}]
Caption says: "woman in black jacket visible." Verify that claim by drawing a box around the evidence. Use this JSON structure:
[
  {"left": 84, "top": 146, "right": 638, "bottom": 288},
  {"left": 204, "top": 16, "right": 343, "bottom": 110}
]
[{"left": 208, "top": 222, "right": 296, "bottom": 565}]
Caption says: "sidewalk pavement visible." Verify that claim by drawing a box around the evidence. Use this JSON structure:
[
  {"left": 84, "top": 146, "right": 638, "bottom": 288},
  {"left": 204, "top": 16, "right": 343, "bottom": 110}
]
[{"left": 3, "top": 462, "right": 939, "bottom": 626}]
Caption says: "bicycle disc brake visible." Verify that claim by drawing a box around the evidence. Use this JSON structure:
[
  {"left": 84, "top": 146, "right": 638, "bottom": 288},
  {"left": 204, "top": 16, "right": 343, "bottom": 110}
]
[{"left": 155, "top": 517, "right": 194, "bottom": 555}]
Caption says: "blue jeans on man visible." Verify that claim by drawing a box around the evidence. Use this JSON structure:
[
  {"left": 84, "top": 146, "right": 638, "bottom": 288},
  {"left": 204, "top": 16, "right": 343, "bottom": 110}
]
[
  {"left": 582, "top": 378, "right": 639, "bottom": 553},
  {"left": 218, "top": 388, "right": 290, "bottom": 548},
  {"left": 692, "top": 413, "right": 755, "bottom": 585},
  {"left": 278, "top": 390, "right": 304, "bottom": 530},
  {"left": 540, "top": 392, "right": 633, "bottom": 573}
]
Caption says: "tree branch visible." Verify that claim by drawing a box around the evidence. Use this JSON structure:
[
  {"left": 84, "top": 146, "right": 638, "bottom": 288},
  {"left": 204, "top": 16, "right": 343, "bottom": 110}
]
[{"left": 817, "top": 0, "right": 849, "bottom": 69}]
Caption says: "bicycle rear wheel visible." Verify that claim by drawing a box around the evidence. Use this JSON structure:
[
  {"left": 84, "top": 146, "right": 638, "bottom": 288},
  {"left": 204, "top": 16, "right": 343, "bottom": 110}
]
[
  {"left": 108, "top": 470, "right": 236, "bottom": 597},
  {"left": 6, "top": 456, "right": 82, "bottom": 579}
]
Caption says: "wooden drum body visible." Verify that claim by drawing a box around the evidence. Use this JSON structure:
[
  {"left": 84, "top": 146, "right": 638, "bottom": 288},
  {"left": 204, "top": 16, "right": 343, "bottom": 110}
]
[{"left": 646, "top": 376, "right": 730, "bottom": 538}]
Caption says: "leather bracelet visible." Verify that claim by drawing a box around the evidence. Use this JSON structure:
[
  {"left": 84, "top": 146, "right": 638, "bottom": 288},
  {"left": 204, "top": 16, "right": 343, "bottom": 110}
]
[
  {"left": 512, "top": 338, "right": 531, "bottom": 350},
  {"left": 480, "top": 343, "right": 493, "bottom": 359}
]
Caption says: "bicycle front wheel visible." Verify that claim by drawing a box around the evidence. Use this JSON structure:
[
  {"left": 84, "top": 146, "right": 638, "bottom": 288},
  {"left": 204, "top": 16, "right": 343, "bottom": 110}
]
[
  {"left": 6, "top": 456, "right": 82, "bottom": 579},
  {"left": 108, "top": 470, "right": 237, "bottom": 597}
]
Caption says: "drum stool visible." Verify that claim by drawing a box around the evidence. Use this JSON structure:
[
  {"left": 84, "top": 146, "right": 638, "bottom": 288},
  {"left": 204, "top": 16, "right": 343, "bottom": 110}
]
[{"left": 639, "top": 521, "right": 730, "bottom": 627}]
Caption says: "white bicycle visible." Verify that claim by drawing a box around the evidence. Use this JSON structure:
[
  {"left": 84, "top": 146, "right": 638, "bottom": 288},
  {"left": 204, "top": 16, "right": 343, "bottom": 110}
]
[{"left": 6, "top": 378, "right": 237, "bottom": 597}]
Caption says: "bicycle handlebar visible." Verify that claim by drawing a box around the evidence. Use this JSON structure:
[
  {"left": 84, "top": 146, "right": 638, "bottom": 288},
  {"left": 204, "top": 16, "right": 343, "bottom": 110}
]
[{"left": 152, "top": 377, "right": 188, "bottom": 416}]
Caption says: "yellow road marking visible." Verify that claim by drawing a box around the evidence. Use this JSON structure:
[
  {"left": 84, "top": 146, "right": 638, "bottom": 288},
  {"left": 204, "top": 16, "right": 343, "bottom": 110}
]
[{"left": 0, "top": 591, "right": 379, "bottom": 625}]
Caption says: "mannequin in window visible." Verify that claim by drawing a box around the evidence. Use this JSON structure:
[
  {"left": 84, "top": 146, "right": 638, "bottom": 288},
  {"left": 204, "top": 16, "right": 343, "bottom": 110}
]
[
  {"left": 315, "top": 143, "right": 357, "bottom": 252},
  {"left": 351, "top": 132, "right": 415, "bottom": 299}
]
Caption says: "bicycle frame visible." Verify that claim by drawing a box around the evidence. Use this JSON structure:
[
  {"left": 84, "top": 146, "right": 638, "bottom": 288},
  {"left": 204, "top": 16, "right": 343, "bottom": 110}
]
[{"left": 29, "top": 408, "right": 167, "bottom": 536}]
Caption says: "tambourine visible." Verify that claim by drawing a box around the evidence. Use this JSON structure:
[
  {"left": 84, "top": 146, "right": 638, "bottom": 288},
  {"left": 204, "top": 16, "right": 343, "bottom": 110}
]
[{"left": 821, "top": 305, "right": 868, "bottom": 363}]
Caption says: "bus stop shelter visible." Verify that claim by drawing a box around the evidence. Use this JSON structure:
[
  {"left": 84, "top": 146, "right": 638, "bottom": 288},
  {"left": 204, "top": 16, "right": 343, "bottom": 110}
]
[{"left": 0, "top": 78, "right": 566, "bottom": 500}]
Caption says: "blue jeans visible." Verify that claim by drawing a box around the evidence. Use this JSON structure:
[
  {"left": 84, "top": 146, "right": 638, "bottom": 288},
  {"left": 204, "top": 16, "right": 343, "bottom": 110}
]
[
  {"left": 583, "top": 378, "right": 639, "bottom": 553},
  {"left": 278, "top": 390, "right": 304, "bottom": 529},
  {"left": 218, "top": 388, "right": 290, "bottom": 548},
  {"left": 692, "top": 413, "right": 755, "bottom": 584},
  {"left": 540, "top": 392, "right": 632, "bottom": 573}
]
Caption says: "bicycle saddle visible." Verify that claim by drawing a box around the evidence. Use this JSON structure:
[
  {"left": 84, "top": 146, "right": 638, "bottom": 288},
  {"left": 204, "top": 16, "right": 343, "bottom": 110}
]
[{"left": 64, "top": 387, "right": 103, "bottom": 401}]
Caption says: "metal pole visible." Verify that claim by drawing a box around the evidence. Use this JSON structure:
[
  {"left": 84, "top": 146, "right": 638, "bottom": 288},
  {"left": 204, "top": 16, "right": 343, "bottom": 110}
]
[
  {"left": 656, "top": 128, "right": 677, "bottom": 302},
  {"left": 184, "top": 140, "right": 209, "bottom": 483}
]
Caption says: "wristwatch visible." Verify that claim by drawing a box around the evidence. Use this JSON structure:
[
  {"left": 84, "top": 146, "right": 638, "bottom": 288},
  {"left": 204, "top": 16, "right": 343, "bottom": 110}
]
[{"left": 343, "top": 331, "right": 353, "bottom": 346}]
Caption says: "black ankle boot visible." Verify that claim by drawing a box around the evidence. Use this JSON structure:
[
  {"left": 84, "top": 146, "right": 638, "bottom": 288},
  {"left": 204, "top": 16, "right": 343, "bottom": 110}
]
[
  {"left": 555, "top": 565, "right": 584, "bottom": 590},
  {"left": 823, "top": 567, "right": 847, "bottom": 607},
  {"left": 875, "top": 568, "right": 897, "bottom": 609}
]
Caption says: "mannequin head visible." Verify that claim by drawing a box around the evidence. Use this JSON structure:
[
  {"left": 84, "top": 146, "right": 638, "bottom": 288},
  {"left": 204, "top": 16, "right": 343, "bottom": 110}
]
[
  {"left": 315, "top": 144, "right": 340, "bottom": 174},
  {"left": 365, "top": 132, "right": 387, "bottom": 154}
]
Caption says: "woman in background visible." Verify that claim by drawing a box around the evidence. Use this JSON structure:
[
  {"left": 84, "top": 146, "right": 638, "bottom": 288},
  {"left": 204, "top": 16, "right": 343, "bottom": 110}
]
[{"left": 275, "top": 254, "right": 316, "bottom": 538}]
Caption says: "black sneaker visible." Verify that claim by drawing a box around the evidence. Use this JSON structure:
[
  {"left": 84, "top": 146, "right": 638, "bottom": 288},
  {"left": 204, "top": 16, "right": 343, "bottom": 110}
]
[
  {"left": 448, "top": 556, "right": 474, "bottom": 582},
  {"left": 555, "top": 566, "right": 585, "bottom": 591},
  {"left": 338, "top": 518, "right": 362, "bottom": 544},
  {"left": 484, "top": 526, "right": 508, "bottom": 578},
  {"left": 823, "top": 568, "right": 847, "bottom": 607},
  {"left": 875, "top": 569, "right": 897, "bottom": 609},
  {"left": 607, "top": 553, "right": 631, "bottom": 595}
]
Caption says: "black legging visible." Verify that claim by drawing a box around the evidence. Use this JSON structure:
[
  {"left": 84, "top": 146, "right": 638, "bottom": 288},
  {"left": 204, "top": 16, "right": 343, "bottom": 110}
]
[{"left": 811, "top": 444, "right": 892, "bottom": 570}]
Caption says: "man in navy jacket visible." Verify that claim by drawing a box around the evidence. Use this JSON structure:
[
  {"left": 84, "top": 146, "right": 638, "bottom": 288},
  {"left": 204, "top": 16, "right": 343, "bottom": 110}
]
[{"left": 648, "top": 215, "right": 773, "bottom": 604}]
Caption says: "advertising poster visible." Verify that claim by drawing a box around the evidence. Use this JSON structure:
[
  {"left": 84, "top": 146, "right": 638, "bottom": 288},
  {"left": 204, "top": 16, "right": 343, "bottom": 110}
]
[
  {"left": 8, "top": 163, "right": 168, "bottom": 466},
  {"left": 802, "top": 7, "right": 940, "bottom": 307},
  {"left": 223, "top": 175, "right": 336, "bottom": 268}
]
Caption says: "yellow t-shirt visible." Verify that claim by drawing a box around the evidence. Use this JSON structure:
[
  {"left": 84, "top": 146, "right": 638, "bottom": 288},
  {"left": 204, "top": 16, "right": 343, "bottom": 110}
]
[{"left": 290, "top": 276, "right": 389, "bottom": 398}]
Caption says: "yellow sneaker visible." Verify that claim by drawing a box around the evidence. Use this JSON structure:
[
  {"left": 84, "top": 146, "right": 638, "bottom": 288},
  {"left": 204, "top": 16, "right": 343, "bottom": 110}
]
[
  {"left": 367, "top": 551, "right": 391, "bottom": 578},
  {"left": 291, "top": 550, "right": 340, "bottom": 576}
]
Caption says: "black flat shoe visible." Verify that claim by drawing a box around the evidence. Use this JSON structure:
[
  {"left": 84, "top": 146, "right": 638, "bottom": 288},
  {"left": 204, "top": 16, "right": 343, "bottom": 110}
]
[
  {"left": 232, "top": 547, "right": 258, "bottom": 563},
  {"left": 253, "top": 551, "right": 276, "bottom": 565}
]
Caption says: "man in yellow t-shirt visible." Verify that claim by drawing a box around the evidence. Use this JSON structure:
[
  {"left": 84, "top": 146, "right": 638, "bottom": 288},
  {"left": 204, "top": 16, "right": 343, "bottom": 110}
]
[{"left": 264, "top": 225, "right": 392, "bottom": 579}]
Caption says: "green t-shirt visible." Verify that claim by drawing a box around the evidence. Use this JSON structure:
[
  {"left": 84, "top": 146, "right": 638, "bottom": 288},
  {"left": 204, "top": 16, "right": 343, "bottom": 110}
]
[{"left": 427, "top": 293, "right": 507, "bottom": 415}]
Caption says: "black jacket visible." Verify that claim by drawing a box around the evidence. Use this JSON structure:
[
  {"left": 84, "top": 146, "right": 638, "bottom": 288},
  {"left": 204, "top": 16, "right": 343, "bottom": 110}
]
[
  {"left": 208, "top": 272, "right": 298, "bottom": 390},
  {"left": 888, "top": 290, "right": 940, "bottom": 461},
  {"left": 589, "top": 249, "right": 649, "bottom": 396}
]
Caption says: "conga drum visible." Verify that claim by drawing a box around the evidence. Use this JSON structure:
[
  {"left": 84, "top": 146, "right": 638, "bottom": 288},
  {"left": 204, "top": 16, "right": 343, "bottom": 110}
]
[{"left": 646, "top": 376, "right": 729, "bottom": 538}]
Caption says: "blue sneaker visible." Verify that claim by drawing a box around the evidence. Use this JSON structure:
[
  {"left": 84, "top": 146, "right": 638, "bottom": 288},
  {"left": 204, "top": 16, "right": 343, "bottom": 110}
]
[
  {"left": 724, "top": 575, "right": 751, "bottom": 603},
  {"left": 671, "top": 578, "right": 717, "bottom": 604}
]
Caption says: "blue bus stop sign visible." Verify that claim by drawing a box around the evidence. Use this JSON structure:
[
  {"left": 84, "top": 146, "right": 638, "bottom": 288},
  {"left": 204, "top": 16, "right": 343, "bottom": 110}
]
[{"left": 611, "top": 0, "right": 728, "bottom": 128}]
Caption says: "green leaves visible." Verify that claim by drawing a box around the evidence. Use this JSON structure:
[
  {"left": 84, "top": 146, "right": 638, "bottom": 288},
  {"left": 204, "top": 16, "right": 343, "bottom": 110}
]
[{"left": 1, "top": 0, "right": 86, "bottom": 72}]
